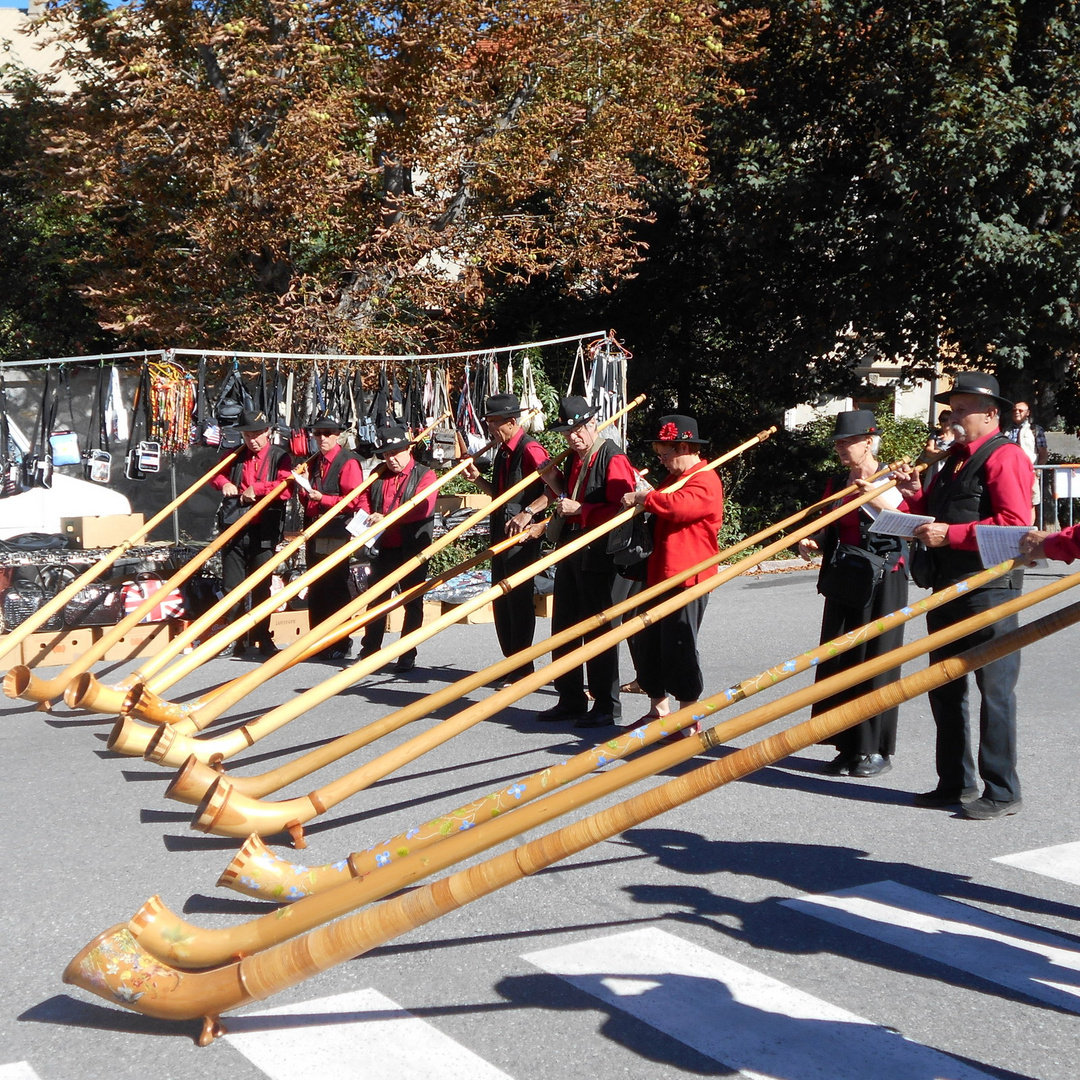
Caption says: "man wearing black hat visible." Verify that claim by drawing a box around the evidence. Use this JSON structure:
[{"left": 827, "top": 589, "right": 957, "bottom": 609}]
[
  {"left": 298, "top": 415, "right": 365, "bottom": 661},
  {"left": 537, "top": 395, "right": 636, "bottom": 727},
  {"left": 209, "top": 408, "right": 293, "bottom": 657},
  {"left": 463, "top": 393, "right": 560, "bottom": 684},
  {"left": 894, "top": 372, "right": 1034, "bottom": 819},
  {"left": 355, "top": 424, "right": 437, "bottom": 672}
]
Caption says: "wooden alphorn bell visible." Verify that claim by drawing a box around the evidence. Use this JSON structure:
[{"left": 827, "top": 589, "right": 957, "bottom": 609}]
[
  {"left": 121, "top": 395, "right": 645, "bottom": 725},
  {"left": 220, "top": 557, "right": 1023, "bottom": 900},
  {"left": 127, "top": 429, "right": 774, "bottom": 771},
  {"left": 164, "top": 450, "right": 896, "bottom": 810},
  {"left": 64, "top": 587, "right": 1080, "bottom": 1043},
  {"left": 64, "top": 415, "right": 448, "bottom": 715},
  {"left": 0, "top": 451, "right": 239, "bottom": 669}
]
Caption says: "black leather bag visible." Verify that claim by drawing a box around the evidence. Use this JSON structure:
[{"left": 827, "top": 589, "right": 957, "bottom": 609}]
[
  {"left": 909, "top": 541, "right": 934, "bottom": 589},
  {"left": 607, "top": 513, "right": 654, "bottom": 581},
  {"left": 817, "top": 543, "right": 889, "bottom": 609},
  {"left": 2, "top": 581, "right": 63, "bottom": 631},
  {"left": 64, "top": 583, "right": 125, "bottom": 627}
]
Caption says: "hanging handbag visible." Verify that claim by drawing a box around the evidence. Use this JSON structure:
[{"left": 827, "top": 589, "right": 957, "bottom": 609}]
[
  {"left": 0, "top": 366, "right": 21, "bottom": 497},
  {"left": 23, "top": 368, "right": 57, "bottom": 489},
  {"left": 83, "top": 364, "right": 112, "bottom": 483},
  {"left": 48, "top": 368, "right": 81, "bottom": 466},
  {"left": 124, "top": 363, "right": 158, "bottom": 480}
]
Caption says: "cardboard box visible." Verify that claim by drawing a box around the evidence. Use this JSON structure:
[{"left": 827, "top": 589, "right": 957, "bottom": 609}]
[
  {"left": 383, "top": 601, "right": 443, "bottom": 633},
  {"left": 435, "top": 493, "right": 492, "bottom": 516},
  {"left": 60, "top": 514, "right": 145, "bottom": 549},
  {"left": 101, "top": 622, "right": 175, "bottom": 662},
  {"left": 441, "top": 599, "right": 495, "bottom": 624},
  {"left": 19, "top": 627, "right": 100, "bottom": 669},
  {"left": 534, "top": 592, "right": 553, "bottom": 619},
  {"left": 269, "top": 610, "right": 311, "bottom": 644}
]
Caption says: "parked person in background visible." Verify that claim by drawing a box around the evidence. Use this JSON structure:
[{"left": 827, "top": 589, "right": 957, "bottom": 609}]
[
  {"left": 209, "top": 408, "right": 292, "bottom": 658},
  {"left": 356, "top": 425, "right": 437, "bottom": 674},
  {"left": 918, "top": 409, "right": 955, "bottom": 472},
  {"left": 297, "top": 414, "right": 364, "bottom": 661}
]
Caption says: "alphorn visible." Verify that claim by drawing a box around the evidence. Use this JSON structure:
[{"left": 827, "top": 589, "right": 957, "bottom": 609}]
[
  {"left": 121, "top": 396, "right": 645, "bottom": 725},
  {"left": 165, "top": 452, "right": 899, "bottom": 809},
  {"left": 125, "top": 430, "right": 774, "bottom": 770},
  {"left": 182, "top": 444, "right": 898, "bottom": 843},
  {"left": 3, "top": 457, "right": 315, "bottom": 707},
  {"left": 64, "top": 592, "right": 1080, "bottom": 1042},
  {"left": 0, "top": 451, "right": 238, "bottom": 668},
  {"left": 131, "top": 560, "right": 1047, "bottom": 968},
  {"left": 65, "top": 416, "right": 449, "bottom": 715},
  {"left": 221, "top": 557, "right": 1021, "bottom": 900}
]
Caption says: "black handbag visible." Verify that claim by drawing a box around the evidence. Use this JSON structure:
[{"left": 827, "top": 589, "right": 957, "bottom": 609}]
[
  {"left": 607, "top": 513, "right": 654, "bottom": 581},
  {"left": 817, "top": 543, "right": 890, "bottom": 609},
  {"left": 2, "top": 580, "right": 63, "bottom": 631},
  {"left": 64, "top": 583, "right": 125, "bottom": 627},
  {"left": 909, "top": 541, "right": 934, "bottom": 590}
]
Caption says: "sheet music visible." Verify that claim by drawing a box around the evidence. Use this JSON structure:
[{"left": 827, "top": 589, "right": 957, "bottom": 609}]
[
  {"left": 346, "top": 509, "right": 373, "bottom": 537},
  {"left": 868, "top": 510, "right": 934, "bottom": 539},
  {"left": 975, "top": 525, "right": 1037, "bottom": 568},
  {"left": 291, "top": 470, "right": 313, "bottom": 494}
]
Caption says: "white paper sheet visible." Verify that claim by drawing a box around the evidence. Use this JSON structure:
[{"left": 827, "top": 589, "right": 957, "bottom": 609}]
[
  {"left": 291, "top": 469, "right": 313, "bottom": 494},
  {"left": 867, "top": 510, "right": 934, "bottom": 539},
  {"left": 346, "top": 509, "right": 373, "bottom": 537},
  {"left": 975, "top": 525, "right": 1036, "bottom": 568}
]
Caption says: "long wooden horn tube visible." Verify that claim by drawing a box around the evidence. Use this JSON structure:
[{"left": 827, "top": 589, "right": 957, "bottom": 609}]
[
  {"left": 0, "top": 451, "right": 239, "bottom": 669},
  {"left": 166, "top": 440, "right": 888, "bottom": 808},
  {"left": 220, "top": 557, "right": 1023, "bottom": 899},
  {"left": 122, "top": 397, "right": 644, "bottom": 724},
  {"left": 127, "top": 529, "right": 533, "bottom": 728},
  {"left": 66, "top": 595, "right": 1080, "bottom": 1034},
  {"left": 133, "top": 560, "right": 1046, "bottom": 967},
  {"left": 135, "top": 431, "right": 773, "bottom": 769},
  {"left": 5, "top": 471, "right": 302, "bottom": 708}
]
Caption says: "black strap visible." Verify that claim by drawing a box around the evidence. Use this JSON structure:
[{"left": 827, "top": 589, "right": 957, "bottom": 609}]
[
  {"left": 127, "top": 363, "right": 151, "bottom": 450},
  {"left": 85, "top": 364, "right": 108, "bottom": 453}
]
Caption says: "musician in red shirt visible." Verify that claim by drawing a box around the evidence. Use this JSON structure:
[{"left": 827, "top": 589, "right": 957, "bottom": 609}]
[
  {"left": 209, "top": 408, "right": 292, "bottom": 658},
  {"left": 621, "top": 415, "right": 722, "bottom": 730},
  {"left": 356, "top": 425, "right": 437, "bottom": 673},
  {"left": 296, "top": 414, "right": 365, "bottom": 661}
]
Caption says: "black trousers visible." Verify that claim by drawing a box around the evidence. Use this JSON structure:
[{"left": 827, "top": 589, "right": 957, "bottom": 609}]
[
  {"left": 220, "top": 530, "right": 278, "bottom": 647},
  {"left": 551, "top": 546, "right": 621, "bottom": 717},
  {"left": 305, "top": 536, "right": 353, "bottom": 654},
  {"left": 635, "top": 592, "right": 709, "bottom": 704},
  {"left": 360, "top": 546, "right": 427, "bottom": 661},
  {"left": 924, "top": 580, "right": 1022, "bottom": 802},
  {"left": 491, "top": 536, "right": 541, "bottom": 680},
  {"left": 811, "top": 566, "right": 908, "bottom": 757}
]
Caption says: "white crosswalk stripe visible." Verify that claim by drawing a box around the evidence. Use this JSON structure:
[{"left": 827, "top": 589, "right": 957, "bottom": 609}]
[
  {"left": 993, "top": 839, "right": 1080, "bottom": 886},
  {"left": 782, "top": 878, "right": 1080, "bottom": 1012},
  {"left": 223, "top": 989, "right": 514, "bottom": 1080},
  {"left": 523, "top": 926, "right": 995, "bottom": 1080},
  {"left": 0, "top": 1065, "right": 43, "bottom": 1080}
]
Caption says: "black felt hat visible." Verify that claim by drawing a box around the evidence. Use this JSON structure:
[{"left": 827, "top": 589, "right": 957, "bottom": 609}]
[
  {"left": 483, "top": 393, "right": 522, "bottom": 419},
  {"left": 550, "top": 395, "right": 598, "bottom": 433},
  {"left": 831, "top": 410, "right": 878, "bottom": 440},
  {"left": 237, "top": 408, "right": 271, "bottom": 432},
  {"left": 934, "top": 371, "right": 1012, "bottom": 413},
  {"left": 309, "top": 414, "right": 343, "bottom": 433},
  {"left": 653, "top": 414, "right": 708, "bottom": 445},
  {"left": 374, "top": 424, "right": 411, "bottom": 455}
]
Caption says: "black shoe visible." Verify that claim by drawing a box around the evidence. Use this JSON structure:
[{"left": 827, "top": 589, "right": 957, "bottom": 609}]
[
  {"left": 962, "top": 796, "right": 1023, "bottom": 820},
  {"left": 574, "top": 711, "right": 616, "bottom": 728},
  {"left": 824, "top": 752, "right": 858, "bottom": 776},
  {"left": 392, "top": 654, "right": 416, "bottom": 673},
  {"left": 359, "top": 647, "right": 378, "bottom": 661},
  {"left": 536, "top": 702, "right": 585, "bottom": 723},
  {"left": 257, "top": 640, "right": 279, "bottom": 657},
  {"left": 913, "top": 786, "right": 979, "bottom": 808},
  {"left": 230, "top": 641, "right": 250, "bottom": 659},
  {"left": 849, "top": 754, "right": 892, "bottom": 778}
]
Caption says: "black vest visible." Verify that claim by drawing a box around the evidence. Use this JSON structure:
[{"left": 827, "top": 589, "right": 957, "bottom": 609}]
[
  {"left": 925, "top": 433, "right": 1018, "bottom": 588},
  {"left": 820, "top": 473, "right": 906, "bottom": 566},
  {"left": 561, "top": 437, "right": 627, "bottom": 571},
  {"left": 370, "top": 460, "right": 436, "bottom": 554},
  {"left": 228, "top": 444, "right": 287, "bottom": 544},
  {"left": 308, "top": 448, "right": 360, "bottom": 537},
  {"left": 492, "top": 433, "right": 545, "bottom": 540}
]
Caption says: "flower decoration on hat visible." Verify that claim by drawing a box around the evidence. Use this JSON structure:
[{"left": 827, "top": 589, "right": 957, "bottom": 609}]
[{"left": 658, "top": 421, "right": 679, "bottom": 441}]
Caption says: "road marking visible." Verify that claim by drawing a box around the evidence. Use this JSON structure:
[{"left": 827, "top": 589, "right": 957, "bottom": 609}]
[
  {"left": 0, "top": 1065, "right": 43, "bottom": 1080},
  {"left": 224, "top": 989, "right": 513, "bottom": 1080},
  {"left": 783, "top": 879, "right": 1080, "bottom": 1013},
  {"left": 523, "top": 926, "right": 994, "bottom": 1079},
  {"left": 994, "top": 840, "right": 1080, "bottom": 886}
]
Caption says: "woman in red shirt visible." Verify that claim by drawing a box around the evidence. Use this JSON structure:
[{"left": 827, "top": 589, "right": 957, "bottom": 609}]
[{"left": 621, "top": 415, "right": 722, "bottom": 728}]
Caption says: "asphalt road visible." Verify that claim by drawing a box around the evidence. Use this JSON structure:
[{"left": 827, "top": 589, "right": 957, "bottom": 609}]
[{"left": 2, "top": 563, "right": 1079, "bottom": 1080}]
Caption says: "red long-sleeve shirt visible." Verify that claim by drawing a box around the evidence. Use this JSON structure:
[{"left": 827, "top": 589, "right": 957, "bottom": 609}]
[
  {"left": 562, "top": 443, "right": 636, "bottom": 530},
  {"left": 493, "top": 427, "right": 551, "bottom": 492},
  {"left": 298, "top": 444, "right": 365, "bottom": 520},
  {"left": 1045, "top": 524, "right": 1080, "bottom": 563},
  {"left": 209, "top": 444, "right": 292, "bottom": 524},
  {"left": 643, "top": 461, "right": 724, "bottom": 588},
  {"left": 900, "top": 429, "right": 1034, "bottom": 547},
  {"left": 356, "top": 457, "right": 437, "bottom": 549}
]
